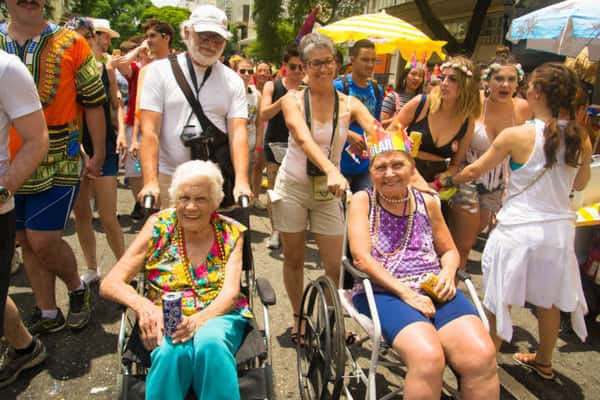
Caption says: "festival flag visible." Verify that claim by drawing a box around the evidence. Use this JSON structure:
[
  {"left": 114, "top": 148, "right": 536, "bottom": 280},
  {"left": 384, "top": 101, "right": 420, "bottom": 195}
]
[{"left": 296, "top": 5, "right": 321, "bottom": 44}]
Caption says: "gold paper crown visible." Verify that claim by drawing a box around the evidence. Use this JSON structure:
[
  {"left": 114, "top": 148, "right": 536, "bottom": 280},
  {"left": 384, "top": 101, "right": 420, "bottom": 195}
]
[{"left": 363, "top": 119, "right": 412, "bottom": 159}]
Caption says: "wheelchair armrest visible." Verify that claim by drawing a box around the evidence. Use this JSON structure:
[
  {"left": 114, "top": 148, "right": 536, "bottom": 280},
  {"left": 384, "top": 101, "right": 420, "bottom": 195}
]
[
  {"left": 342, "top": 258, "right": 370, "bottom": 280},
  {"left": 456, "top": 270, "right": 471, "bottom": 282},
  {"left": 255, "top": 277, "right": 276, "bottom": 306}
]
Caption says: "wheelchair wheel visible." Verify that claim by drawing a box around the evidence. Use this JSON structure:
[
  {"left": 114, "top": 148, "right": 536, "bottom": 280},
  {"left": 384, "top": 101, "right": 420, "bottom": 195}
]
[{"left": 297, "top": 276, "right": 346, "bottom": 400}]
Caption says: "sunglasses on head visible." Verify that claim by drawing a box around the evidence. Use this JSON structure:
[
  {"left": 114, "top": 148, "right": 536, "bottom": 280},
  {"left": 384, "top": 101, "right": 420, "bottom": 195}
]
[
  {"left": 239, "top": 69, "right": 254, "bottom": 75},
  {"left": 287, "top": 63, "right": 303, "bottom": 72}
]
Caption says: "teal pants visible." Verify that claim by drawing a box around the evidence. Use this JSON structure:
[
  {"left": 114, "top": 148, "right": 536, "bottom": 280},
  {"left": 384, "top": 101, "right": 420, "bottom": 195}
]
[{"left": 145, "top": 313, "right": 248, "bottom": 400}]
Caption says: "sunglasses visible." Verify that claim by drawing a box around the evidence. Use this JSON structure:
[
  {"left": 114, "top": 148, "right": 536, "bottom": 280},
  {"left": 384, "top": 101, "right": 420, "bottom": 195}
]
[
  {"left": 287, "top": 63, "right": 303, "bottom": 72},
  {"left": 239, "top": 69, "right": 254, "bottom": 75}
]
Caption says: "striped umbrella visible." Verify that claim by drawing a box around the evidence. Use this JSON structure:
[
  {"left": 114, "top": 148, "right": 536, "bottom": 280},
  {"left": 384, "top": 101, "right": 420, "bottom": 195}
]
[{"left": 318, "top": 11, "right": 446, "bottom": 59}]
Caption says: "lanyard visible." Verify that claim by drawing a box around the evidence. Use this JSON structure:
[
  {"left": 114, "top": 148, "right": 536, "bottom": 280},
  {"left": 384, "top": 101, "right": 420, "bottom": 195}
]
[
  {"left": 304, "top": 88, "right": 339, "bottom": 156},
  {"left": 185, "top": 52, "right": 212, "bottom": 97}
]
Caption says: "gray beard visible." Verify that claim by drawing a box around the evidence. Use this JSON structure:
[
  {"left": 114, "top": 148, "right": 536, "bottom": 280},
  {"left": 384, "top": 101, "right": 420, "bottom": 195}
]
[{"left": 187, "top": 45, "right": 220, "bottom": 67}]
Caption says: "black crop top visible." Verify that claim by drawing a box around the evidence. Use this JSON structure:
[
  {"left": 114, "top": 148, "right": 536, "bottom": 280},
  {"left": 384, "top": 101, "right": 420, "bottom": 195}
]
[{"left": 407, "top": 95, "right": 469, "bottom": 159}]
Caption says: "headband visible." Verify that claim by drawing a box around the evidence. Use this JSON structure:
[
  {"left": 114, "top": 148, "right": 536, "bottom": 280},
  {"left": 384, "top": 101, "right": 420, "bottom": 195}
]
[
  {"left": 441, "top": 62, "right": 473, "bottom": 77},
  {"left": 482, "top": 63, "right": 524, "bottom": 82}
]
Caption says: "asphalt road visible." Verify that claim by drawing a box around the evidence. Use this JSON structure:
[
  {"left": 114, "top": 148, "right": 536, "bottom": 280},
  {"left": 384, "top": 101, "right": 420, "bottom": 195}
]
[{"left": 1, "top": 181, "right": 599, "bottom": 399}]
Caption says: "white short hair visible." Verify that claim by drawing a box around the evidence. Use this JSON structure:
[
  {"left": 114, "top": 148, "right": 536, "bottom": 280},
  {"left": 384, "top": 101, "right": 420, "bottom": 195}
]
[{"left": 169, "top": 160, "right": 224, "bottom": 208}]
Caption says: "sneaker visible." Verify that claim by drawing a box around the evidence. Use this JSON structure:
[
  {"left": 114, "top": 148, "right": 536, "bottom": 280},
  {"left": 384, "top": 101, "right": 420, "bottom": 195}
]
[
  {"left": 0, "top": 337, "right": 47, "bottom": 388},
  {"left": 67, "top": 283, "right": 91, "bottom": 330},
  {"left": 27, "top": 308, "right": 66, "bottom": 336},
  {"left": 266, "top": 231, "right": 281, "bottom": 249},
  {"left": 80, "top": 269, "right": 101, "bottom": 285},
  {"left": 10, "top": 246, "right": 23, "bottom": 274}
]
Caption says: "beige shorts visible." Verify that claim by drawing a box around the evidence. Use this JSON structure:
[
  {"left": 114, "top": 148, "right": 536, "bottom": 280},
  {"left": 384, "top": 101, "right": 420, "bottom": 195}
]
[{"left": 271, "top": 175, "right": 344, "bottom": 235}]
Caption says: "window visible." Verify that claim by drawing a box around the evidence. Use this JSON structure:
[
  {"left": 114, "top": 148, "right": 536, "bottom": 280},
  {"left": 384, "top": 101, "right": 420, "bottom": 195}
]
[{"left": 243, "top": 4, "right": 250, "bottom": 23}]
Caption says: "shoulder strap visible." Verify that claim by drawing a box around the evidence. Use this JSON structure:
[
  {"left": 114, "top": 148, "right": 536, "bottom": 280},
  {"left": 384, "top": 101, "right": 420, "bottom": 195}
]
[
  {"left": 411, "top": 94, "right": 427, "bottom": 126},
  {"left": 503, "top": 167, "right": 548, "bottom": 203},
  {"left": 370, "top": 79, "right": 380, "bottom": 101},
  {"left": 341, "top": 75, "right": 349, "bottom": 95},
  {"left": 168, "top": 53, "right": 222, "bottom": 138},
  {"left": 303, "top": 88, "right": 339, "bottom": 155}
]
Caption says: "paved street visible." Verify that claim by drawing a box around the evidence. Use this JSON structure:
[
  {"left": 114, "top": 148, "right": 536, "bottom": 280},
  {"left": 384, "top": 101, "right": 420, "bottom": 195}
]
[{"left": 1, "top": 181, "right": 599, "bottom": 399}]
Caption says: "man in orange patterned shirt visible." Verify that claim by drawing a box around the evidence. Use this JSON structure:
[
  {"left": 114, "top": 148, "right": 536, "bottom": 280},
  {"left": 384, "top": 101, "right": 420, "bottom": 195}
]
[{"left": 1, "top": 0, "right": 107, "bottom": 335}]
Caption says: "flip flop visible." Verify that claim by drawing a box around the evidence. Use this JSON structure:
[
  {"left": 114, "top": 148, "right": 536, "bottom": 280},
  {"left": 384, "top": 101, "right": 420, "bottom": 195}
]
[{"left": 513, "top": 352, "right": 555, "bottom": 380}]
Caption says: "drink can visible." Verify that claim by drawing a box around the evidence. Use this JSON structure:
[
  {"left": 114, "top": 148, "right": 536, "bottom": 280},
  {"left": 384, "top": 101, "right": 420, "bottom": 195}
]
[
  {"left": 162, "top": 292, "right": 182, "bottom": 337},
  {"left": 418, "top": 272, "right": 442, "bottom": 303},
  {"left": 409, "top": 131, "right": 422, "bottom": 158}
]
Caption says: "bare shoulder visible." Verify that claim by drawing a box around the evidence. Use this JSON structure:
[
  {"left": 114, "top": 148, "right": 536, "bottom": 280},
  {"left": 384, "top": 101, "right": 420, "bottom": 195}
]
[{"left": 513, "top": 97, "right": 532, "bottom": 121}]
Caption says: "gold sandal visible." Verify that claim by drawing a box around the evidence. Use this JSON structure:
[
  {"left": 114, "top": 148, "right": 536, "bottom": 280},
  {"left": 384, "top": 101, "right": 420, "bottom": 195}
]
[{"left": 513, "top": 352, "right": 555, "bottom": 380}]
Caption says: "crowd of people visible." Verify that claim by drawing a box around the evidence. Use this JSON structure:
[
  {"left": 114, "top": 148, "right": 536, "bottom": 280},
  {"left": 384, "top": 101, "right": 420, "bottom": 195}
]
[{"left": 0, "top": 0, "right": 598, "bottom": 398}]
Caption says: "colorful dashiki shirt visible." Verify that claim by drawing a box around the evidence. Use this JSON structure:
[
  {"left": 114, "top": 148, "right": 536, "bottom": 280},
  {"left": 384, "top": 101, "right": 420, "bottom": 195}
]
[
  {"left": 0, "top": 23, "right": 106, "bottom": 193},
  {"left": 144, "top": 208, "right": 252, "bottom": 318}
]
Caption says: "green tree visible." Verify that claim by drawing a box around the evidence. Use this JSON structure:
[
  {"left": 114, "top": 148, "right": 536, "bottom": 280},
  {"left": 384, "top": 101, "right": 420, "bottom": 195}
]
[
  {"left": 251, "top": 0, "right": 285, "bottom": 63},
  {"left": 287, "top": 0, "right": 368, "bottom": 30},
  {"left": 69, "top": 0, "right": 153, "bottom": 46},
  {"left": 141, "top": 6, "right": 190, "bottom": 50}
]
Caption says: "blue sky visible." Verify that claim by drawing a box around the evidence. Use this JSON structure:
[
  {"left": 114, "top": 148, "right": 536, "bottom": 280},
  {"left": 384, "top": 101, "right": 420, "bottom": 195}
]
[{"left": 151, "top": 0, "right": 179, "bottom": 6}]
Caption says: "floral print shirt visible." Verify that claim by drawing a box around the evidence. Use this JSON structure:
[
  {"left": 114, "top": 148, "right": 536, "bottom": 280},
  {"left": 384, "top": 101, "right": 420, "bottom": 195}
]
[{"left": 144, "top": 208, "right": 252, "bottom": 318}]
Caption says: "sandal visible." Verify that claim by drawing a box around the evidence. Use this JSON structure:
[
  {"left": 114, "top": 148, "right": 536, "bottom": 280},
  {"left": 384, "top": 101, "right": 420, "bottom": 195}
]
[
  {"left": 291, "top": 313, "right": 306, "bottom": 346},
  {"left": 345, "top": 331, "right": 358, "bottom": 346},
  {"left": 513, "top": 352, "right": 555, "bottom": 380}
]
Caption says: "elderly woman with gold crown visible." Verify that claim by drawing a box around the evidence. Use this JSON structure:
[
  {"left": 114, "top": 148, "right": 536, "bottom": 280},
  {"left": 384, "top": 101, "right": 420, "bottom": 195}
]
[{"left": 347, "top": 124, "right": 500, "bottom": 399}]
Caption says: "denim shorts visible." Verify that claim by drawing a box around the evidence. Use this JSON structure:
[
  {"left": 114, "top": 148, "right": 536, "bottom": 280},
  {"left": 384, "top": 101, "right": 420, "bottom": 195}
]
[{"left": 353, "top": 291, "right": 478, "bottom": 343}]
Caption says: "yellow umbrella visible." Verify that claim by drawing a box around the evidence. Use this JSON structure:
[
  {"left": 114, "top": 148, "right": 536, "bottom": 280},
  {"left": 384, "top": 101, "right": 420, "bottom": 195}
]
[{"left": 318, "top": 11, "right": 446, "bottom": 60}]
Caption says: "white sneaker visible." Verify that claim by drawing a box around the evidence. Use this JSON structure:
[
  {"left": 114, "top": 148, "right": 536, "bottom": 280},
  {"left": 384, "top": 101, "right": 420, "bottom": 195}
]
[
  {"left": 10, "top": 247, "right": 23, "bottom": 275},
  {"left": 266, "top": 231, "right": 281, "bottom": 249},
  {"left": 80, "top": 269, "right": 101, "bottom": 285}
]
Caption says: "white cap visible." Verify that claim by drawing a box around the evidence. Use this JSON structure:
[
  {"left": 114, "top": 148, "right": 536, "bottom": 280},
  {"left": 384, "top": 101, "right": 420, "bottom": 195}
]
[
  {"left": 92, "top": 18, "right": 120, "bottom": 38},
  {"left": 189, "top": 5, "right": 231, "bottom": 40}
]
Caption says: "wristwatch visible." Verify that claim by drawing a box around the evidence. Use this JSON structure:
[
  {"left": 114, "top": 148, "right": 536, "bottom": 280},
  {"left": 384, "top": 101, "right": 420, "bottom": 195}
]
[{"left": 0, "top": 186, "right": 12, "bottom": 203}]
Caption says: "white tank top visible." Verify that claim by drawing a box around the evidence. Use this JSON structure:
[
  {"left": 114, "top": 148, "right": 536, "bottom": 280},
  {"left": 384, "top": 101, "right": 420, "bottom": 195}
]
[
  {"left": 496, "top": 119, "right": 578, "bottom": 226},
  {"left": 279, "top": 90, "right": 350, "bottom": 184},
  {"left": 466, "top": 100, "right": 513, "bottom": 191}
]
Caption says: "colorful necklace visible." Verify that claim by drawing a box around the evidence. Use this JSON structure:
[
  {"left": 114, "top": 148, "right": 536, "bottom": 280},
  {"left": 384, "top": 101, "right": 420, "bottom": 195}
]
[
  {"left": 371, "top": 189, "right": 415, "bottom": 260},
  {"left": 176, "top": 217, "right": 226, "bottom": 298}
]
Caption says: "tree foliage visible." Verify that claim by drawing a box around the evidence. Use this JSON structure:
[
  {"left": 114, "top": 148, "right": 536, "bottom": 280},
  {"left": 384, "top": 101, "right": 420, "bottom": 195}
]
[
  {"left": 141, "top": 6, "right": 190, "bottom": 50},
  {"left": 69, "top": 0, "right": 154, "bottom": 47},
  {"left": 288, "top": 0, "right": 367, "bottom": 30},
  {"left": 251, "top": 0, "right": 285, "bottom": 63}
]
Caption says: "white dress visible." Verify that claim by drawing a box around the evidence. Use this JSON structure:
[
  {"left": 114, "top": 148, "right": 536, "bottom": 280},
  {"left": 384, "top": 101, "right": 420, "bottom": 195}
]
[{"left": 481, "top": 119, "right": 588, "bottom": 342}]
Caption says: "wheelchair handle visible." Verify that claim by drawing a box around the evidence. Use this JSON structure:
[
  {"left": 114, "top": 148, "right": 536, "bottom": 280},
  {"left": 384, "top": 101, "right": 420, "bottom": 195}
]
[
  {"left": 143, "top": 194, "right": 155, "bottom": 210},
  {"left": 239, "top": 194, "right": 250, "bottom": 209}
]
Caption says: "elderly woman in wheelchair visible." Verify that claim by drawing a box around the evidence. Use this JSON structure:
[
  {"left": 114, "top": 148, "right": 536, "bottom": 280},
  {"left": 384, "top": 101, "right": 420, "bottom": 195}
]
[
  {"left": 100, "top": 160, "right": 250, "bottom": 400},
  {"left": 347, "top": 126, "right": 499, "bottom": 399}
]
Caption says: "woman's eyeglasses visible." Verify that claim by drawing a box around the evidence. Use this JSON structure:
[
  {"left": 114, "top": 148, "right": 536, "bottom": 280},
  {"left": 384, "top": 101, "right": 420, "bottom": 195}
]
[
  {"left": 287, "top": 63, "right": 303, "bottom": 72},
  {"left": 238, "top": 69, "right": 254, "bottom": 75},
  {"left": 307, "top": 57, "right": 335, "bottom": 69}
]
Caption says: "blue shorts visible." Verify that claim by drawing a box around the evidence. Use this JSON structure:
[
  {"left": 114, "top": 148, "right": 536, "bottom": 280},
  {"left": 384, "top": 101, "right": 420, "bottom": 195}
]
[
  {"left": 15, "top": 184, "right": 80, "bottom": 231},
  {"left": 353, "top": 291, "right": 478, "bottom": 343},
  {"left": 102, "top": 152, "right": 119, "bottom": 177}
]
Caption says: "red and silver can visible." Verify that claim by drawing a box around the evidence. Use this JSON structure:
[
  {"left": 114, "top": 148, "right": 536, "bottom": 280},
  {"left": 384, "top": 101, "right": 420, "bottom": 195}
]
[{"left": 162, "top": 292, "right": 182, "bottom": 337}]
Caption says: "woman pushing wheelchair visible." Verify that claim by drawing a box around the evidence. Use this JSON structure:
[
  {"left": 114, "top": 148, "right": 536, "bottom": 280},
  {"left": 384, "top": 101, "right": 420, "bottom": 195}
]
[
  {"left": 101, "top": 160, "right": 250, "bottom": 400},
  {"left": 347, "top": 123, "right": 499, "bottom": 399}
]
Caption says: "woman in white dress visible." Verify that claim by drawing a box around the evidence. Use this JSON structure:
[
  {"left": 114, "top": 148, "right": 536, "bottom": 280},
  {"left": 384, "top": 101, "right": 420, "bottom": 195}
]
[{"left": 442, "top": 63, "right": 592, "bottom": 380}]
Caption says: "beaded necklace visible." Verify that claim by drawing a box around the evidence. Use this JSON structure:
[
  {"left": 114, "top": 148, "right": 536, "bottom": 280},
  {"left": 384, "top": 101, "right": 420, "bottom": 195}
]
[
  {"left": 176, "top": 217, "right": 226, "bottom": 299},
  {"left": 379, "top": 190, "right": 409, "bottom": 204},
  {"left": 371, "top": 189, "right": 415, "bottom": 261}
]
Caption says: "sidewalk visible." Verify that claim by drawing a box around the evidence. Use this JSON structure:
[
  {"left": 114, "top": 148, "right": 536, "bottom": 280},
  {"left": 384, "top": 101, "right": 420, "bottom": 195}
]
[{"left": 1, "top": 184, "right": 599, "bottom": 399}]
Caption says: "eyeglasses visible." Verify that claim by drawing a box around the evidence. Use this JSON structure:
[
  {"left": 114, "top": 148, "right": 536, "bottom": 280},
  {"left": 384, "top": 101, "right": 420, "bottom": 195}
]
[
  {"left": 196, "top": 31, "right": 226, "bottom": 45},
  {"left": 307, "top": 57, "right": 336, "bottom": 69},
  {"left": 238, "top": 69, "right": 254, "bottom": 75},
  {"left": 287, "top": 63, "right": 303, "bottom": 72}
]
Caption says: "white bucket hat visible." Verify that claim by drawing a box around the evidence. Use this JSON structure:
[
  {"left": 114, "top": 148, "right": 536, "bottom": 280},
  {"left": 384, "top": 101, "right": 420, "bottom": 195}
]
[
  {"left": 189, "top": 5, "right": 232, "bottom": 40},
  {"left": 92, "top": 18, "right": 120, "bottom": 39}
]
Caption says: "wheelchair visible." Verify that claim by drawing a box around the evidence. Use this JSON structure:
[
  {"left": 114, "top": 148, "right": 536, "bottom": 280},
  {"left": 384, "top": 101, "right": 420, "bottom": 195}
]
[
  {"left": 115, "top": 196, "right": 276, "bottom": 400},
  {"left": 296, "top": 194, "right": 490, "bottom": 400}
]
